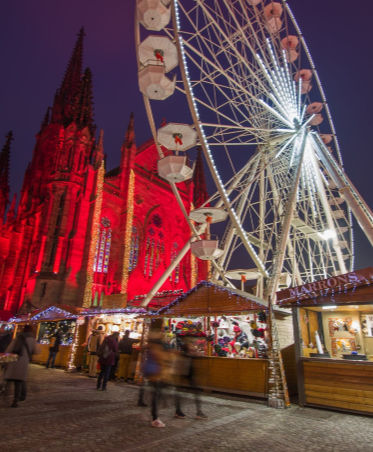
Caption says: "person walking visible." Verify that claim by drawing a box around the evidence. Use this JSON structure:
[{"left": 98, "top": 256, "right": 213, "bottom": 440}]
[
  {"left": 87, "top": 326, "right": 104, "bottom": 377},
  {"left": 143, "top": 331, "right": 168, "bottom": 428},
  {"left": 174, "top": 336, "right": 207, "bottom": 420},
  {"left": 4, "top": 324, "right": 39, "bottom": 407},
  {"left": 46, "top": 330, "right": 62, "bottom": 369},
  {"left": 96, "top": 331, "right": 119, "bottom": 391}
]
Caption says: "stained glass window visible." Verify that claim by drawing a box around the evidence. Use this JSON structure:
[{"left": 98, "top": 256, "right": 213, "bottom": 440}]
[
  {"left": 129, "top": 226, "right": 139, "bottom": 272},
  {"left": 144, "top": 214, "right": 165, "bottom": 278},
  {"left": 93, "top": 218, "right": 111, "bottom": 274}
]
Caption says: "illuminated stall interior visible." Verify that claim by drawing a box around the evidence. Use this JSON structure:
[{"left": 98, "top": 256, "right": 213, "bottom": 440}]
[
  {"left": 87, "top": 311, "right": 144, "bottom": 340},
  {"left": 298, "top": 305, "right": 373, "bottom": 360},
  {"left": 277, "top": 267, "right": 373, "bottom": 415}
]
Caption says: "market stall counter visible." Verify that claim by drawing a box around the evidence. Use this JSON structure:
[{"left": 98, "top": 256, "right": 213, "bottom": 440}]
[
  {"left": 153, "top": 281, "right": 270, "bottom": 398},
  {"left": 277, "top": 267, "right": 373, "bottom": 415}
]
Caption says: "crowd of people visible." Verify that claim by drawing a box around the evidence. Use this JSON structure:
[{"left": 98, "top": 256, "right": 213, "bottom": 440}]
[{"left": 0, "top": 323, "right": 207, "bottom": 427}]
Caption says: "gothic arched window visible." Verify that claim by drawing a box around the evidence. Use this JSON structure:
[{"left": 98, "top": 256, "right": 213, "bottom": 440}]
[
  {"left": 129, "top": 225, "right": 139, "bottom": 272},
  {"left": 93, "top": 217, "right": 112, "bottom": 273},
  {"left": 144, "top": 213, "right": 164, "bottom": 278}
]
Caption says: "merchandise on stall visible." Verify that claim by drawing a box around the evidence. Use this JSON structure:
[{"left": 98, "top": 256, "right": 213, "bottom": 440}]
[{"left": 37, "top": 319, "right": 76, "bottom": 346}]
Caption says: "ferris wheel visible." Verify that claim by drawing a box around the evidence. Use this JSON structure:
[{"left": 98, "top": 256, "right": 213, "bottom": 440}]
[{"left": 135, "top": 0, "right": 373, "bottom": 303}]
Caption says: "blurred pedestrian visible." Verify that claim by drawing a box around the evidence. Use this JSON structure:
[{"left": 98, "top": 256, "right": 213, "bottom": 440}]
[
  {"left": 143, "top": 331, "right": 168, "bottom": 427},
  {"left": 97, "top": 331, "right": 119, "bottom": 391},
  {"left": 46, "top": 330, "right": 62, "bottom": 369},
  {"left": 174, "top": 337, "right": 207, "bottom": 420},
  {"left": 4, "top": 324, "right": 39, "bottom": 407}
]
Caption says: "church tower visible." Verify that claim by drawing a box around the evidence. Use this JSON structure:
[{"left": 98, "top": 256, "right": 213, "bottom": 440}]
[{"left": 0, "top": 29, "right": 102, "bottom": 312}]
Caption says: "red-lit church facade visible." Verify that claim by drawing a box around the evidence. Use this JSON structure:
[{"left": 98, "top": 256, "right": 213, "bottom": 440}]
[{"left": 0, "top": 30, "right": 208, "bottom": 317}]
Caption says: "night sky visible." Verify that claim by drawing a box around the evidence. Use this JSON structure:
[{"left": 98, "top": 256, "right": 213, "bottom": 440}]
[{"left": 0, "top": 0, "right": 372, "bottom": 269}]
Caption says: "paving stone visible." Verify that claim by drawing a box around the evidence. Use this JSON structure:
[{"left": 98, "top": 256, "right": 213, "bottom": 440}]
[{"left": 0, "top": 364, "right": 372, "bottom": 452}]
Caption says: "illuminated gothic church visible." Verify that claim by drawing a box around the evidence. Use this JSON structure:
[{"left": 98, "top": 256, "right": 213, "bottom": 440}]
[{"left": 0, "top": 30, "right": 208, "bottom": 317}]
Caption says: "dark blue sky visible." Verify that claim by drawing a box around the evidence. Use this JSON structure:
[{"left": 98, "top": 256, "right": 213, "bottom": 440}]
[{"left": 0, "top": 0, "right": 372, "bottom": 269}]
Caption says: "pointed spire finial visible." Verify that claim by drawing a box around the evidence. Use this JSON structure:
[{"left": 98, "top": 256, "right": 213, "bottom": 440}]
[
  {"left": 124, "top": 112, "right": 135, "bottom": 148},
  {"left": 40, "top": 107, "right": 50, "bottom": 132},
  {"left": 51, "top": 28, "right": 85, "bottom": 127},
  {"left": 76, "top": 67, "right": 95, "bottom": 134}
]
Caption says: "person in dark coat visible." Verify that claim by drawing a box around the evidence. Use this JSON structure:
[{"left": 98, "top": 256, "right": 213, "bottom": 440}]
[
  {"left": 46, "top": 330, "right": 62, "bottom": 369},
  {"left": 97, "top": 332, "right": 119, "bottom": 391},
  {"left": 117, "top": 330, "right": 138, "bottom": 381},
  {"left": 5, "top": 324, "right": 39, "bottom": 407}
]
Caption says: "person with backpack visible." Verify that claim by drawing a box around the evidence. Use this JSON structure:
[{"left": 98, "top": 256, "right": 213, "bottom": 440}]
[
  {"left": 96, "top": 331, "right": 119, "bottom": 391},
  {"left": 4, "top": 324, "right": 39, "bottom": 407}
]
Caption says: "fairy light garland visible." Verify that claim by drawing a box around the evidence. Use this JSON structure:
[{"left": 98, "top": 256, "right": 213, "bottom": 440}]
[
  {"left": 83, "top": 161, "right": 105, "bottom": 307},
  {"left": 121, "top": 169, "right": 135, "bottom": 300},
  {"left": 67, "top": 318, "right": 82, "bottom": 371}
]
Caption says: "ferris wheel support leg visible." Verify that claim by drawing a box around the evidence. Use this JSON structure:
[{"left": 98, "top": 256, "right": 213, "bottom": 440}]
[
  {"left": 313, "top": 134, "right": 373, "bottom": 248},
  {"left": 266, "top": 130, "right": 308, "bottom": 409},
  {"left": 141, "top": 240, "right": 193, "bottom": 308},
  {"left": 266, "top": 130, "right": 308, "bottom": 301}
]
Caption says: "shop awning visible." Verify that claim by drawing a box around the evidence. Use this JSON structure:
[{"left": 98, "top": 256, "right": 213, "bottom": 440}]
[
  {"left": 276, "top": 267, "right": 373, "bottom": 308},
  {"left": 153, "top": 281, "right": 268, "bottom": 317}
]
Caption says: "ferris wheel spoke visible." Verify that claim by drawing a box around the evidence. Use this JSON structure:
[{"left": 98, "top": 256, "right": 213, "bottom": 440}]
[{"left": 180, "top": 41, "right": 267, "bottom": 122}]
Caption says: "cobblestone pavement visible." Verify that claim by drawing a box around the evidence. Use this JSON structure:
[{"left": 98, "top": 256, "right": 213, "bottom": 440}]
[{"left": 1, "top": 365, "right": 372, "bottom": 452}]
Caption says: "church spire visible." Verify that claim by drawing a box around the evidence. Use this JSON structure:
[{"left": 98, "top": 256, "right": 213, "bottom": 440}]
[
  {"left": 93, "top": 129, "right": 105, "bottom": 167},
  {"left": 60, "top": 27, "right": 84, "bottom": 101},
  {"left": 0, "top": 131, "right": 12, "bottom": 223},
  {"left": 76, "top": 67, "right": 95, "bottom": 134},
  {"left": 51, "top": 28, "right": 85, "bottom": 127},
  {"left": 193, "top": 147, "right": 209, "bottom": 208},
  {"left": 124, "top": 112, "right": 135, "bottom": 149},
  {"left": 39, "top": 107, "right": 50, "bottom": 133},
  {"left": 120, "top": 113, "right": 136, "bottom": 170}
]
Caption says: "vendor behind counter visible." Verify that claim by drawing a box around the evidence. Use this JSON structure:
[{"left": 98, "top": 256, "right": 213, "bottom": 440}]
[{"left": 117, "top": 330, "right": 140, "bottom": 380}]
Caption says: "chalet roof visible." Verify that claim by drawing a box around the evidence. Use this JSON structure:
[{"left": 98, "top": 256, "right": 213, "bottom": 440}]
[{"left": 154, "top": 281, "right": 268, "bottom": 317}]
